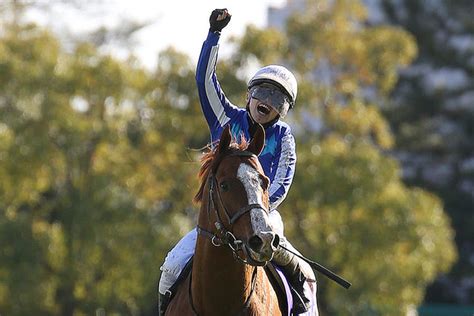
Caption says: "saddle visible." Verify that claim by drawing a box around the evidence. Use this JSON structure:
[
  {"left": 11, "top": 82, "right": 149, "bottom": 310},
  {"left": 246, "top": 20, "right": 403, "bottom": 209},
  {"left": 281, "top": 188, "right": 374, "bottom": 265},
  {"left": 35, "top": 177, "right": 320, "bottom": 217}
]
[{"left": 164, "top": 257, "right": 293, "bottom": 316}]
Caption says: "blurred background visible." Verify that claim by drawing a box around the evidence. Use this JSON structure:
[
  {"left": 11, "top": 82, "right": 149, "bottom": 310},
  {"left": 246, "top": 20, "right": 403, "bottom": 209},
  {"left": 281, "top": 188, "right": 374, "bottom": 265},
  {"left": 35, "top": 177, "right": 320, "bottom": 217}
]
[{"left": 0, "top": 0, "right": 472, "bottom": 315}]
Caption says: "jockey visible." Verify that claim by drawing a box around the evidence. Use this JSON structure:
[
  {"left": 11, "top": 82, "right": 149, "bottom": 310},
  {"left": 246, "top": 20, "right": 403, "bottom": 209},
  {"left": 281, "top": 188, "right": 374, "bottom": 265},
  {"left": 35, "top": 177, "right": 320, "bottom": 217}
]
[{"left": 159, "top": 8, "right": 312, "bottom": 315}]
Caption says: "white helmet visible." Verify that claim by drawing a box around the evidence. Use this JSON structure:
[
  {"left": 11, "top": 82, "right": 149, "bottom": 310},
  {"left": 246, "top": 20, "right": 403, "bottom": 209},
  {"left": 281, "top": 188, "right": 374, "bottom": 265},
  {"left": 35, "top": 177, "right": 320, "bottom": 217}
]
[{"left": 248, "top": 65, "right": 298, "bottom": 116}]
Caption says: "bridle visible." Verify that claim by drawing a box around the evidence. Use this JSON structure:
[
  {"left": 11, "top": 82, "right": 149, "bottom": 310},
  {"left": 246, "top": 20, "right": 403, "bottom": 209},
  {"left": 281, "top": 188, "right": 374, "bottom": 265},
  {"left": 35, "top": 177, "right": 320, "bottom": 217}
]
[
  {"left": 191, "top": 150, "right": 270, "bottom": 315},
  {"left": 196, "top": 150, "right": 270, "bottom": 266}
]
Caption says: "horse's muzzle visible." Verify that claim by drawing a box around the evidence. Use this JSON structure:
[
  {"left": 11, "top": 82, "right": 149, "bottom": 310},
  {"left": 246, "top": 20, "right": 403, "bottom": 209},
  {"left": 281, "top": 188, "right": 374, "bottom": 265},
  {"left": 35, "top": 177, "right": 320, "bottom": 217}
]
[{"left": 246, "top": 231, "right": 279, "bottom": 264}]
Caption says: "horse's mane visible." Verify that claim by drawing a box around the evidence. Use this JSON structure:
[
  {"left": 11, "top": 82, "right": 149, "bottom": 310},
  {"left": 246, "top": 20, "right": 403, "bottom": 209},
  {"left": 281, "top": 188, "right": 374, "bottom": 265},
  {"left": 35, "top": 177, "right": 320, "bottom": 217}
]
[{"left": 194, "top": 136, "right": 249, "bottom": 203}]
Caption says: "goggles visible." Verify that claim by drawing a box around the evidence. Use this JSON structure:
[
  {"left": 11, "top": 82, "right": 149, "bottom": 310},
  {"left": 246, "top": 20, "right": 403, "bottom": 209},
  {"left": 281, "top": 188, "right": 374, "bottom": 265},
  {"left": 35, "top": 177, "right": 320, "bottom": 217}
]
[{"left": 250, "top": 84, "right": 291, "bottom": 116}]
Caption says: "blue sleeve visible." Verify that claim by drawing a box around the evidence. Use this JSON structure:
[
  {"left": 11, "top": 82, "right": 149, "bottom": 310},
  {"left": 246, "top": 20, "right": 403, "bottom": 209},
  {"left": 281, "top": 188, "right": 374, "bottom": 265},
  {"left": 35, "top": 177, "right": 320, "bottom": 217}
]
[
  {"left": 196, "top": 31, "right": 240, "bottom": 142},
  {"left": 268, "top": 130, "right": 296, "bottom": 210}
]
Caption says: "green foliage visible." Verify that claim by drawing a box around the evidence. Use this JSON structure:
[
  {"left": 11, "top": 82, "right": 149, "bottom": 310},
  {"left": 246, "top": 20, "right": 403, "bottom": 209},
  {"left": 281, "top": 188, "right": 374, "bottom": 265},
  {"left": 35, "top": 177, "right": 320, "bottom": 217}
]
[
  {"left": 0, "top": 20, "right": 199, "bottom": 315},
  {"left": 233, "top": 0, "right": 456, "bottom": 314},
  {"left": 379, "top": 0, "right": 474, "bottom": 303},
  {"left": 0, "top": 0, "right": 457, "bottom": 315},
  {"left": 284, "top": 0, "right": 417, "bottom": 99},
  {"left": 286, "top": 135, "right": 456, "bottom": 314}
]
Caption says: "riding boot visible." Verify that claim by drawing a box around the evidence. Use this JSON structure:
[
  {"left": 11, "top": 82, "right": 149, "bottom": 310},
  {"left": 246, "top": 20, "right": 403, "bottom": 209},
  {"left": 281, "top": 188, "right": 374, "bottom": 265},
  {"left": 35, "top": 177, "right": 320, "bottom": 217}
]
[
  {"left": 158, "top": 292, "right": 172, "bottom": 316},
  {"left": 280, "top": 255, "right": 311, "bottom": 315}
]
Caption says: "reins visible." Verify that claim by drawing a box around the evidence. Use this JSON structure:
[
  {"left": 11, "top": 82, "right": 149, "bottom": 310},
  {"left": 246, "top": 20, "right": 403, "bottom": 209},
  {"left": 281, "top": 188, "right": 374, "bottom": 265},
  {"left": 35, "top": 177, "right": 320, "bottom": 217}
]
[
  {"left": 191, "top": 150, "right": 268, "bottom": 315},
  {"left": 196, "top": 150, "right": 269, "bottom": 266}
]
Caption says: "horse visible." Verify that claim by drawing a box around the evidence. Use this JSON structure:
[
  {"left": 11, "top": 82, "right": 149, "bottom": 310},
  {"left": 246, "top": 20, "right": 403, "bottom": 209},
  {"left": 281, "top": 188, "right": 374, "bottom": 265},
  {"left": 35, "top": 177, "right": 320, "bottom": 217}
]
[{"left": 165, "top": 124, "right": 318, "bottom": 315}]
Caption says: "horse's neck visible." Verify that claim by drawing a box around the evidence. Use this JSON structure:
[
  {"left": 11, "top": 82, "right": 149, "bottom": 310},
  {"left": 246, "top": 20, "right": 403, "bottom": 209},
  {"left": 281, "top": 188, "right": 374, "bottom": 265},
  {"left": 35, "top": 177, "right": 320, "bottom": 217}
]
[{"left": 192, "top": 226, "right": 255, "bottom": 315}]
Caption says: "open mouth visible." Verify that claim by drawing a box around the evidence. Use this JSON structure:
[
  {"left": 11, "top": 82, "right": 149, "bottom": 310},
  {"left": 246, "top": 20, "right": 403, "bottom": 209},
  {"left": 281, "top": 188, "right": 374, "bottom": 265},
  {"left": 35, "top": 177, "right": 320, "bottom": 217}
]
[{"left": 257, "top": 104, "right": 271, "bottom": 115}]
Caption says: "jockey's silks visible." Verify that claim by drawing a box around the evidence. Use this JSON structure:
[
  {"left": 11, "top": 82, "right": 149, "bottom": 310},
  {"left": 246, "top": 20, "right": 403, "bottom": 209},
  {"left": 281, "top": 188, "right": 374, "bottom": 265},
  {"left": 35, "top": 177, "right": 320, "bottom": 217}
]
[{"left": 196, "top": 31, "right": 296, "bottom": 210}]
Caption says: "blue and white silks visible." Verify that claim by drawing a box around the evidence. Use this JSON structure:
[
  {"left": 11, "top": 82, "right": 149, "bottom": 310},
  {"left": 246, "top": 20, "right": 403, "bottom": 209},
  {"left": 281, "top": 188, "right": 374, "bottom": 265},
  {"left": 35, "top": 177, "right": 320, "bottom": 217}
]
[{"left": 196, "top": 31, "right": 297, "bottom": 211}]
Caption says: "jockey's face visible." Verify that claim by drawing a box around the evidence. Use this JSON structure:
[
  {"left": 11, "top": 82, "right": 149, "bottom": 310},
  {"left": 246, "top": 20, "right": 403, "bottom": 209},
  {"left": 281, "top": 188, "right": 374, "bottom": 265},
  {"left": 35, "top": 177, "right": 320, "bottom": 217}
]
[{"left": 247, "top": 95, "right": 280, "bottom": 124}]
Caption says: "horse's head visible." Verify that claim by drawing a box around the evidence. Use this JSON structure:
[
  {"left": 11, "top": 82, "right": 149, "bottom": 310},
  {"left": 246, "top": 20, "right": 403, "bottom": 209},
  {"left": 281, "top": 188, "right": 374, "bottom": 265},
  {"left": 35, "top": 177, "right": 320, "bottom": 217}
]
[{"left": 195, "top": 124, "right": 279, "bottom": 265}]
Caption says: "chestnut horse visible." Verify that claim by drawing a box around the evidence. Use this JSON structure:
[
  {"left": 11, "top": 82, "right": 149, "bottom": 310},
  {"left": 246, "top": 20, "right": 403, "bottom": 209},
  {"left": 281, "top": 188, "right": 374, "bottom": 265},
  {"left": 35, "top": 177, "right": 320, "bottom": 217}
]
[{"left": 166, "top": 124, "right": 288, "bottom": 315}]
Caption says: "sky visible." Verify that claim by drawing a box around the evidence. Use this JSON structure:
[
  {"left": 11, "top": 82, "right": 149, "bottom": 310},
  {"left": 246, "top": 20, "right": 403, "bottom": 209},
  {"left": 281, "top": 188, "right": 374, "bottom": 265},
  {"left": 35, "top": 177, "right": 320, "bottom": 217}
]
[{"left": 27, "top": 0, "right": 287, "bottom": 69}]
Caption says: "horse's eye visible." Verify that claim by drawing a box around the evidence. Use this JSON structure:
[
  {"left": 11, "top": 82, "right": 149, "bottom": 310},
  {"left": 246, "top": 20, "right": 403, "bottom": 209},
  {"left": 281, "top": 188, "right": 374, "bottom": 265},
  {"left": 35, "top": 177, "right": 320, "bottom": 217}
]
[{"left": 219, "top": 182, "right": 230, "bottom": 192}]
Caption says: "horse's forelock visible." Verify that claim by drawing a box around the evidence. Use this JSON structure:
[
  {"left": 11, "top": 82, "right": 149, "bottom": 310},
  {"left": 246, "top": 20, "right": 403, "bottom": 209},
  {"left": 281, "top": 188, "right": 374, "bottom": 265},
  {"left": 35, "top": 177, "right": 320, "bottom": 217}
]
[{"left": 193, "top": 136, "right": 250, "bottom": 203}]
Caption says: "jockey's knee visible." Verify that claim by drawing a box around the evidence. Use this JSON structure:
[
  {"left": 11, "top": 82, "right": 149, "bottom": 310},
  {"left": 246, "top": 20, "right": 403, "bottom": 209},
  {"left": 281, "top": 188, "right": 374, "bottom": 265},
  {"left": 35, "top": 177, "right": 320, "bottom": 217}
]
[
  {"left": 299, "top": 260, "right": 315, "bottom": 282},
  {"left": 269, "top": 209, "right": 284, "bottom": 237},
  {"left": 159, "top": 255, "right": 183, "bottom": 295},
  {"left": 158, "top": 228, "right": 197, "bottom": 294},
  {"left": 158, "top": 269, "right": 177, "bottom": 295}
]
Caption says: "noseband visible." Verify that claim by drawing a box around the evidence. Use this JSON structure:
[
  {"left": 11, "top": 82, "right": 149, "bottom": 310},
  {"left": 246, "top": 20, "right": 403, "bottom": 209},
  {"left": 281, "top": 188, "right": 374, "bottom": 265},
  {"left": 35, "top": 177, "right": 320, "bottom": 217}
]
[
  {"left": 191, "top": 150, "right": 270, "bottom": 316},
  {"left": 196, "top": 150, "right": 269, "bottom": 267}
]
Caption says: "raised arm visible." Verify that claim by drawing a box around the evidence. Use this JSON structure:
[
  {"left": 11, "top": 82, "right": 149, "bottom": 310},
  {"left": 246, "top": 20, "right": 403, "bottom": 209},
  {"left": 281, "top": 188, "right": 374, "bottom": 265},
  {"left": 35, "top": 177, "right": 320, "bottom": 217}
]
[{"left": 195, "top": 9, "right": 239, "bottom": 141}]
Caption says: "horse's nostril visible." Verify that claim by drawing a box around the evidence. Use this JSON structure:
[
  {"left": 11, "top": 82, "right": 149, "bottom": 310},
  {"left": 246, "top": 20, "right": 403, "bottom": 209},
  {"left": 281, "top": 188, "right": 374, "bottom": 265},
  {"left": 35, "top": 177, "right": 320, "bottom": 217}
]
[
  {"left": 248, "top": 235, "right": 264, "bottom": 252},
  {"left": 272, "top": 234, "right": 280, "bottom": 250}
]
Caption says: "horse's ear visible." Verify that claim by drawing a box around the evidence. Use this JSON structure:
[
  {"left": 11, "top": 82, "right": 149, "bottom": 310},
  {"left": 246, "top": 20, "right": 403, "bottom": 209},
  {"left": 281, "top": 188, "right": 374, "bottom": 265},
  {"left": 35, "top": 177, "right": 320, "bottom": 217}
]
[
  {"left": 247, "top": 124, "right": 265, "bottom": 156},
  {"left": 218, "top": 125, "right": 232, "bottom": 154}
]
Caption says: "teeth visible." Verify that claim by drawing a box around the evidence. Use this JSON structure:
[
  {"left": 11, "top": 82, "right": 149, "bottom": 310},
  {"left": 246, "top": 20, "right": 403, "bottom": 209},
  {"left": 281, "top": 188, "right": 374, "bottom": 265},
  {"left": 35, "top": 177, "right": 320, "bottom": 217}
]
[{"left": 258, "top": 105, "right": 269, "bottom": 115}]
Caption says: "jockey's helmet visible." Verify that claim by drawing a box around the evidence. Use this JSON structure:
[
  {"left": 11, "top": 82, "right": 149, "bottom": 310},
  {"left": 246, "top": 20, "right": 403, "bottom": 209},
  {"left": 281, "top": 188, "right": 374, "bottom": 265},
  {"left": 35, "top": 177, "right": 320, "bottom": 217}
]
[{"left": 247, "top": 65, "right": 297, "bottom": 118}]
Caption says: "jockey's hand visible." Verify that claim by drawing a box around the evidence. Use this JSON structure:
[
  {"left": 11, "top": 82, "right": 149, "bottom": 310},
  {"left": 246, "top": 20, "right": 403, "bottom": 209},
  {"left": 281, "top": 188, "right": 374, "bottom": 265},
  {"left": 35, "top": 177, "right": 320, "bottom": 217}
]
[{"left": 209, "top": 8, "right": 231, "bottom": 33}]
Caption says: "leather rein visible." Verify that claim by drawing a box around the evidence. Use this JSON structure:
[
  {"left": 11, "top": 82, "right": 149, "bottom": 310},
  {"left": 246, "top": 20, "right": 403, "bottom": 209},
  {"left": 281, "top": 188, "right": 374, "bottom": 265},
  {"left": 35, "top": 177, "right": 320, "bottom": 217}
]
[
  {"left": 190, "top": 150, "right": 269, "bottom": 315},
  {"left": 196, "top": 150, "right": 269, "bottom": 266}
]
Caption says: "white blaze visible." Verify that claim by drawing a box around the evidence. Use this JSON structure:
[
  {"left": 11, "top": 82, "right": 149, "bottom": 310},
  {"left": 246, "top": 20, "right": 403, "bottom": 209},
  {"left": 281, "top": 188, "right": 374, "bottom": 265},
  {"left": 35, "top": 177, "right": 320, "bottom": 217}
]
[{"left": 237, "top": 163, "right": 271, "bottom": 233}]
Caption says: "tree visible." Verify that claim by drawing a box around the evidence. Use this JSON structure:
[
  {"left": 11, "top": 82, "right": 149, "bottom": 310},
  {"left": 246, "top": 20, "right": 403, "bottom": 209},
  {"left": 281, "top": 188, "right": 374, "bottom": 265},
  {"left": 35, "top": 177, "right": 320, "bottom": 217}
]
[
  {"left": 376, "top": 0, "right": 474, "bottom": 304},
  {"left": 229, "top": 0, "right": 457, "bottom": 314},
  {"left": 0, "top": 0, "right": 459, "bottom": 315},
  {"left": 0, "top": 8, "right": 204, "bottom": 316}
]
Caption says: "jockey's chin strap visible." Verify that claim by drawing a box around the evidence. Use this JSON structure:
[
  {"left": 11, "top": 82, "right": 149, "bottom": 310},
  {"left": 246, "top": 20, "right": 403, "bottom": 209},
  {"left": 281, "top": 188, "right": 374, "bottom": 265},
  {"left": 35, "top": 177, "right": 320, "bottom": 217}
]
[{"left": 196, "top": 150, "right": 269, "bottom": 267}]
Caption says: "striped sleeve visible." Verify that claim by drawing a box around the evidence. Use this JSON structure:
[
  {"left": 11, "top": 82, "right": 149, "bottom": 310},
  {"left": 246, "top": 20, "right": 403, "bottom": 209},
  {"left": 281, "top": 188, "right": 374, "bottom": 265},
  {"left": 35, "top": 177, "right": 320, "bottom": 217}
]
[
  {"left": 195, "top": 31, "right": 239, "bottom": 140},
  {"left": 268, "top": 131, "right": 297, "bottom": 210}
]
